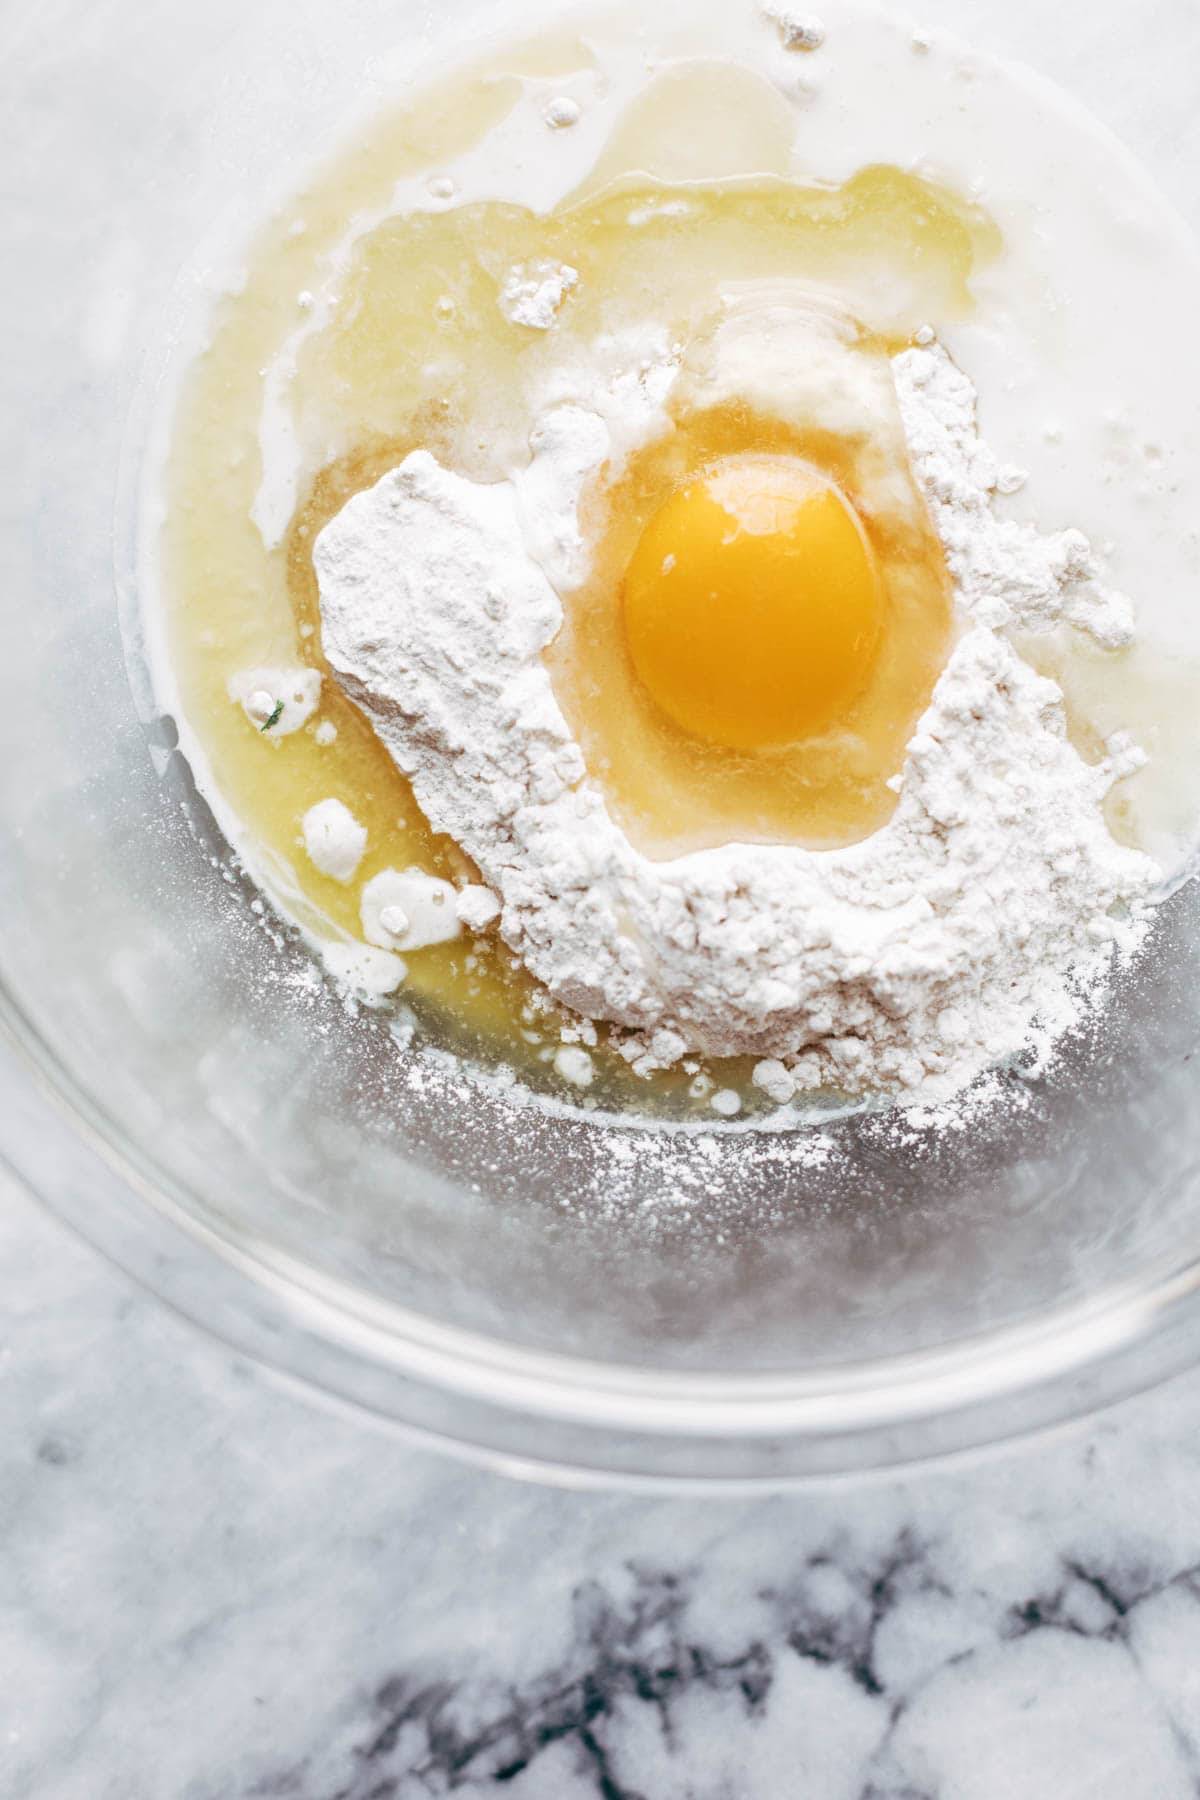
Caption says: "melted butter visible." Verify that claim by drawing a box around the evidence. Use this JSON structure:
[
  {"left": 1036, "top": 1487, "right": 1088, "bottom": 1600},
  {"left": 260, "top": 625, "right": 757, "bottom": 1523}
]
[{"left": 160, "top": 49, "right": 997, "bottom": 1103}]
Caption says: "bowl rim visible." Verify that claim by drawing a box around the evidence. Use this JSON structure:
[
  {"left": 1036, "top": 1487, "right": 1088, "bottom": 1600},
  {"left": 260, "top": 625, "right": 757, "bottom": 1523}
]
[{"left": 7, "top": 974, "right": 1200, "bottom": 1490}]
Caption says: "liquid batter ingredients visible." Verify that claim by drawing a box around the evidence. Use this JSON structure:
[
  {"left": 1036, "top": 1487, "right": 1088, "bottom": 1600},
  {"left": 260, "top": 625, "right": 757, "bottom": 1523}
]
[{"left": 149, "top": 0, "right": 1200, "bottom": 1112}]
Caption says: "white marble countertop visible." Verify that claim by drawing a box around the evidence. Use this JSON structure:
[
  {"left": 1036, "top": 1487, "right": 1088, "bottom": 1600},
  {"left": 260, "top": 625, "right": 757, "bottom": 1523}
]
[
  {"left": 5, "top": 1035, "right": 1200, "bottom": 1800},
  {"left": 7, "top": 2, "right": 1200, "bottom": 1788}
]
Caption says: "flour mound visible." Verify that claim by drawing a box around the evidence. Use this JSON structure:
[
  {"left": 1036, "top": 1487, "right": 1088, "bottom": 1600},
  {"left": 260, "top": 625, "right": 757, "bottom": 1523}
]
[
  {"left": 894, "top": 346, "right": 1136, "bottom": 649},
  {"left": 315, "top": 401, "right": 1158, "bottom": 1100}
]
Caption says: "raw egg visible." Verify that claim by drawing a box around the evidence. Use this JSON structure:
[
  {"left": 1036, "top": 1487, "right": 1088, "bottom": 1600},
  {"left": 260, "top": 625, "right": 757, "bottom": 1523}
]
[{"left": 622, "top": 455, "right": 884, "bottom": 751}]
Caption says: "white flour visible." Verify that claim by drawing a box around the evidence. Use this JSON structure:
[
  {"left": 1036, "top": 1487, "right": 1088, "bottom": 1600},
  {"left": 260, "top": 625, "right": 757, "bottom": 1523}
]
[
  {"left": 893, "top": 345, "right": 1135, "bottom": 650},
  {"left": 361, "top": 868, "right": 463, "bottom": 952},
  {"left": 301, "top": 797, "right": 367, "bottom": 882},
  {"left": 762, "top": 4, "right": 826, "bottom": 51},
  {"left": 498, "top": 260, "right": 579, "bottom": 330},
  {"left": 314, "top": 340, "right": 1160, "bottom": 1103}
]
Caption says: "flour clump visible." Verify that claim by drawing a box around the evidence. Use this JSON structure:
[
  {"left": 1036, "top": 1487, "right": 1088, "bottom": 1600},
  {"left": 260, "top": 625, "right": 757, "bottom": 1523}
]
[
  {"left": 498, "top": 260, "right": 579, "bottom": 330},
  {"left": 301, "top": 797, "right": 367, "bottom": 882},
  {"left": 763, "top": 5, "right": 826, "bottom": 51}
]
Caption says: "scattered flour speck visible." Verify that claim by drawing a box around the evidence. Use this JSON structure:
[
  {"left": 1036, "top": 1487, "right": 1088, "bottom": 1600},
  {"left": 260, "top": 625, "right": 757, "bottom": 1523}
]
[
  {"left": 763, "top": 4, "right": 826, "bottom": 50},
  {"left": 498, "top": 260, "right": 579, "bottom": 330}
]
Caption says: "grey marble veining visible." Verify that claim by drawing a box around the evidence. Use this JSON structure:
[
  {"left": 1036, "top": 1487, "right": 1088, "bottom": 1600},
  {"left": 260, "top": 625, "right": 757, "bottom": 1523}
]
[{"left": 5, "top": 1045, "right": 1200, "bottom": 1799}]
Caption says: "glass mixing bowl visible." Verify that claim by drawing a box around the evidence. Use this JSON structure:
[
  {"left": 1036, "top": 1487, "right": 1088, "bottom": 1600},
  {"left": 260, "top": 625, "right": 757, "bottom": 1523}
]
[{"left": 5, "top": 0, "right": 1200, "bottom": 1488}]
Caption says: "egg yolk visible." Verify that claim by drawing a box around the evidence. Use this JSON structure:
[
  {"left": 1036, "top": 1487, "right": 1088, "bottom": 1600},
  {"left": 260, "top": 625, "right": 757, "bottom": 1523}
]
[{"left": 622, "top": 455, "right": 885, "bottom": 752}]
